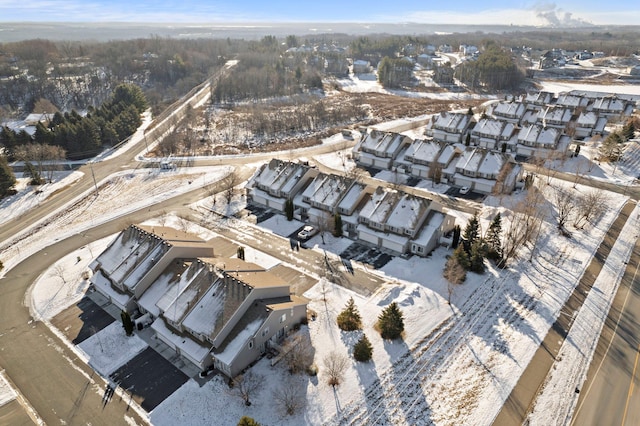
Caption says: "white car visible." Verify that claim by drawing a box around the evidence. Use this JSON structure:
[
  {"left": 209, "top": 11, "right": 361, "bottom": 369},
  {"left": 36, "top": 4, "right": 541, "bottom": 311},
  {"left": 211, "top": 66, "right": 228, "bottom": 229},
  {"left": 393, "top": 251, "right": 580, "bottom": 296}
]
[
  {"left": 297, "top": 225, "right": 318, "bottom": 240},
  {"left": 459, "top": 186, "right": 470, "bottom": 195}
]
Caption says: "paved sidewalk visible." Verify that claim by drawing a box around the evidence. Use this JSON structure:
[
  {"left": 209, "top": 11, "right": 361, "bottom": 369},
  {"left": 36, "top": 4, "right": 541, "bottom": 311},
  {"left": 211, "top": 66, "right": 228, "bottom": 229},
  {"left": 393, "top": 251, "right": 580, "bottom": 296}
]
[{"left": 493, "top": 200, "right": 636, "bottom": 425}]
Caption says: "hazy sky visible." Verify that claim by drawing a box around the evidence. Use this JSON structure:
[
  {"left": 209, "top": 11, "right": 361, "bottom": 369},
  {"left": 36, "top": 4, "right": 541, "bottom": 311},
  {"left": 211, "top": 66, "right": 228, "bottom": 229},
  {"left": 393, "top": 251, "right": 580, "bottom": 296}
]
[{"left": 0, "top": 0, "right": 638, "bottom": 26}]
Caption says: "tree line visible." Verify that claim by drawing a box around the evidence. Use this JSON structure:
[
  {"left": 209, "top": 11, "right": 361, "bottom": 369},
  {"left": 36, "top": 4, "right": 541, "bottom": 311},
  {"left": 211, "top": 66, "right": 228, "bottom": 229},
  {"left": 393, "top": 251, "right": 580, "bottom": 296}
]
[
  {"left": 0, "top": 84, "right": 147, "bottom": 160},
  {"left": 455, "top": 42, "right": 524, "bottom": 91}
]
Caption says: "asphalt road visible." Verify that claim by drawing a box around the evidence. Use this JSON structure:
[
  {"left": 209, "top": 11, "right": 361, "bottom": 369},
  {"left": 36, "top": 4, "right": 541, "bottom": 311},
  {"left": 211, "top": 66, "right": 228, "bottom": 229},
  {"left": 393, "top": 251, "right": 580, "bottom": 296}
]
[
  {"left": 571, "top": 219, "right": 640, "bottom": 426},
  {"left": 492, "top": 201, "right": 635, "bottom": 426}
]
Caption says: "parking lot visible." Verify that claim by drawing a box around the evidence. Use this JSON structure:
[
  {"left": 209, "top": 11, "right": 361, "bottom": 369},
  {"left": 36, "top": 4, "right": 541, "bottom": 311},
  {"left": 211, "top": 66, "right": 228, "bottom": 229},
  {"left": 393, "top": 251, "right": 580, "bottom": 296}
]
[
  {"left": 109, "top": 347, "right": 189, "bottom": 411},
  {"left": 339, "top": 242, "right": 394, "bottom": 270}
]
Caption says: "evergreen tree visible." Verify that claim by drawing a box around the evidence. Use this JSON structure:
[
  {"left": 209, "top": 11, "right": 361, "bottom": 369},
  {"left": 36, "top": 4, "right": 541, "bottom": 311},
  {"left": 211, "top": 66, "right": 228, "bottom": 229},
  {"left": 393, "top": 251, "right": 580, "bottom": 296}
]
[
  {"left": 237, "top": 246, "right": 245, "bottom": 260},
  {"left": 337, "top": 297, "right": 362, "bottom": 331},
  {"left": 23, "top": 161, "right": 43, "bottom": 185},
  {"left": 599, "top": 132, "right": 623, "bottom": 161},
  {"left": 0, "top": 155, "right": 16, "bottom": 198},
  {"left": 284, "top": 198, "right": 294, "bottom": 221},
  {"left": 120, "top": 310, "right": 134, "bottom": 336},
  {"left": 353, "top": 334, "right": 373, "bottom": 362},
  {"left": 463, "top": 213, "right": 480, "bottom": 246},
  {"left": 452, "top": 245, "right": 471, "bottom": 271},
  {"left": 469, "top": 240, "right": 486, "bottom": 273},
  {"left": 238, "top": 416, "right": 260, "bottom": 426},
  {"left": 485, "top": 213, "right": 503, "bottom": 261},
  {"left": 451, "top": 225, "right": 461, "bottom": 249},
  {"left": 333, "top": 213, "right": 343, "bottom": 237},
  {"left": 377, "top": 302, "right": 404, "bottom": 340}
]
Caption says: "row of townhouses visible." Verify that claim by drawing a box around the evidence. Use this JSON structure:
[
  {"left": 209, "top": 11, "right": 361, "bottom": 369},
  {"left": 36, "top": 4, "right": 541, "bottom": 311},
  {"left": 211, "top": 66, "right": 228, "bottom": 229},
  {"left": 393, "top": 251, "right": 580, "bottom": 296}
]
[
  {"left": 89, "top": 224, "right": 307, "bottom": 378},
  {"left": 246, "top": 159, "right": 456, "bottom": 257},
  {"left": 353, "top": 90, "right": 637, "bottom": 194}
]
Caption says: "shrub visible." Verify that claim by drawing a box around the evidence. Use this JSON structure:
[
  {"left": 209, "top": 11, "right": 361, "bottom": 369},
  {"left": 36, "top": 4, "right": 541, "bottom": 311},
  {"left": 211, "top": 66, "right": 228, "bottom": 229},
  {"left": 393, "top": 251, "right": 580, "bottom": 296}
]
[{"left": 353, "top": 334, "right": 373, "bottom": 362}]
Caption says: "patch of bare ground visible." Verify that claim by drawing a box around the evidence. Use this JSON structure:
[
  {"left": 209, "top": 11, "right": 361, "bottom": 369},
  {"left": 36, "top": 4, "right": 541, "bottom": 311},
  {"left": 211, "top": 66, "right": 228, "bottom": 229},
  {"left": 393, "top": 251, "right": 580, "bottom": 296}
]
[{"left": 149, "top": 91, "right": 484, "bottom": 158}]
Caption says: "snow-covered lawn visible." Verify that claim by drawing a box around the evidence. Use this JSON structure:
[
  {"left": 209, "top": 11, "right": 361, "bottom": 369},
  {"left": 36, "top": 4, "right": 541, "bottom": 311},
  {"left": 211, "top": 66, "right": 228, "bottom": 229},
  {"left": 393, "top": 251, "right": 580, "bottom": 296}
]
[
  {"left": 30, "top": 236, "right": 113, "bottom": 320},
  {"left": 0, "top": 171, "right": 83, "bottom": 227},
  {"left": 78, "top": 322, "right": 149, "bottom": 377}
]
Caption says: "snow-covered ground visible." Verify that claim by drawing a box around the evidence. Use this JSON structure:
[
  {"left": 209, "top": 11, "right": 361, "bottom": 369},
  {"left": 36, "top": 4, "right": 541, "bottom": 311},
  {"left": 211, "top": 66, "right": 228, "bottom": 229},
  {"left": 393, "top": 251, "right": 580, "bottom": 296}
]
[{"left": 0, "top": 171, "right": 83, "bottom": 227}]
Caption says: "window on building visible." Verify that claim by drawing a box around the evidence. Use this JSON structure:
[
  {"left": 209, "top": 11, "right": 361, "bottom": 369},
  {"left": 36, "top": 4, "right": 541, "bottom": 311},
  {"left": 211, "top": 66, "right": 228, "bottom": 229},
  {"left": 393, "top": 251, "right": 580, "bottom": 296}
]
[
  {"left": 248, "top": 340, "right": 254, "bottom": 349},
  {"left": 280, "top": 313, "right": 287, "bottom": 323}
]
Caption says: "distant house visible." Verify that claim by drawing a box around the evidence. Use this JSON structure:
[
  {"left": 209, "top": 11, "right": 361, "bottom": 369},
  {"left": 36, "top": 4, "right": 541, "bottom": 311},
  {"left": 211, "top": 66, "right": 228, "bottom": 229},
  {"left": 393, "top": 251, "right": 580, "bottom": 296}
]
[
  {"left": 296, "top": 173, "right": 355, "bottom": 224},
  {"left": 353, "top": 130, "right": 412, "bottom": 169},
  {"left": 487, "top": 101, "right": 527, "bottom": 125},
  {"left": 245, "top": 159, "right": 318, "bottom": 211},
  {"left": 590, "top": 95, "right": 634, "bottom": 118},
  {"left": 572, "top": 111, "right": 607, "bottom": 139},
  {"left": 352, "top": 59, "right": 372, "bottom": 74},
  {"left": 516, "top": 124, "right": 571, "bottom": 158},
  {"left": 24, "top": 113, "right": 55, "bottom": 126},
  {"left": 555, "top": 93, "right": 589, "bottom": 112},
  {"left": 356, "top": 188, "right": 450, "bottom": 255},
  {"left": 538, "top": 106, "right": 573, "bottom": 130},
  {"left": 430, "top": 112, "right": 474, "bottom": 144},
  {"left": 403, "top": 139, "right": 445, "bottom": 178},
  {"left": 523, "top": 91, "right": 554, "bottom": 109},
  {"left": 452, "top": 148, "right": 520, "bottom": 194},
  {"left": 469, "top": 118, "right": 517, "bottom": 151}
]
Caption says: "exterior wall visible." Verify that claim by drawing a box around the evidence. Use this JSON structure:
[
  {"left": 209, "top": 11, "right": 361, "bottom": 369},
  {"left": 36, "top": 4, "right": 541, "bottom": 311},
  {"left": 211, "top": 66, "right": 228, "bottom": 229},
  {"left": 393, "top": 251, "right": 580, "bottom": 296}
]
[
  {"left": 219, "top": 303, "right": 307, "bottom": 378},
  {"left": 212, "top": 285, "right": 290, "bottom": 347},
  {"left": 474, "top": 180, "right": 495, "bottom": 194},
  {"left": 381, "top": 238, "right": 407, "bottom": 254}
]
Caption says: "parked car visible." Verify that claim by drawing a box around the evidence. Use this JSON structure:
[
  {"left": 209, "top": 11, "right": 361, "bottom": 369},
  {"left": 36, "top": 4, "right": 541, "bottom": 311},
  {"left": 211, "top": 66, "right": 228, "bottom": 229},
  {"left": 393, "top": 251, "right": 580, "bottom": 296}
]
[
  {"left": 459, "top": 186, "right": 470, "bottom": 195},
  {"left": 297, "top": 225, "right": 318, "bottom": 240}
]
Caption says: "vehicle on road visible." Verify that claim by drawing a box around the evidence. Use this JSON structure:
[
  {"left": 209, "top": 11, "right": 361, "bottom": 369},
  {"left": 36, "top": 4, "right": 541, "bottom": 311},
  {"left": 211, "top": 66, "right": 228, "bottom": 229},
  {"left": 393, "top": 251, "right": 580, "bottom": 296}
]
[
  {"left": 459, "top": 186, "right": 470, "bottom": 195},
  {"left": 297, "top": 225, "right": 318, "bottom": 240}
]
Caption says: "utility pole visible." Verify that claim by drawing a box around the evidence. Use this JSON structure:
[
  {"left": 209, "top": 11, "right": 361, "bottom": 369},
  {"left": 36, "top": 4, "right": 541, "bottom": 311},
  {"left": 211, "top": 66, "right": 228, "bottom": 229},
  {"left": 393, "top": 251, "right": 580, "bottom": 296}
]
[{"left": 89, "top": 161, "right": 99, "bottom": 197}]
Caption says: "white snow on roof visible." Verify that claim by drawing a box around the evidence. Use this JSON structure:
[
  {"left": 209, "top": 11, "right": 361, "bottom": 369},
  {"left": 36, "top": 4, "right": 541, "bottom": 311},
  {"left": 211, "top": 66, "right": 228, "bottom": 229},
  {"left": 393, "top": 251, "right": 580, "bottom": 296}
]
[
  {"left": 540, "top": 106, "right": 571, "bottom": 123},
  {"left": 0, "top": 371, "right": 17, "bottom": 407},
  {"left": 338, "top": 183, "right": 366, "bottom": 212},
  {"left": 556, "top": 94, "right": 586, "bottom": 108},
  {"left": 215, "top": 318, "right": 263, "bottom": 365},
  {"left": 181, "top": 279, "right": 226, "bottom": 337},
  {"left": 405, "top": 139, "right": 441, "bottom": 163},
  {"left": 413, "top": 212, "right": 445, "bottom": 245},
  {"left": 385, "top": 194, "right": 428, "bottom": 231},
  {"left": 576, "top": 111, "right": 598, "bottom": 127},
  {"left": 156, "top": 264, "right": 205, "bottom": 319},
  {"left": 123, "top": 243, "right": 168, "bottom": 290},
  {"left": 538, "top": 127, "right": 561, "bottom": 145},
  {"left": 359, "top": 189, "right": 396, "bottom": 224},
  {"left": 592, "top": 96, "right": 625, "bottom": 112},
  {"left": 478, "top": 151, "right": 504, "bottom": 176},
  {"left": 472, "top": 118, "right": 506, "bottom": 138},
  {"left": 91, "top": 270, "right": 131, "bottom": 307},
  {"left": 433, "top": 112, "right": 471, "bottom": 131},
  {"left": 151, "top": 319, "right": 211, "bottom": 364},
  {"left": 456, "top": 148, "right": 482, "bottom": 173},
  {"left": 491, "top": 101, "right": 525, "bottom": 118},
  {"left": 138, "top": 271, "right": 174, "bottom": 317},
  {"left": 437, "top": 144, "right": 457, "bottom": 165}
]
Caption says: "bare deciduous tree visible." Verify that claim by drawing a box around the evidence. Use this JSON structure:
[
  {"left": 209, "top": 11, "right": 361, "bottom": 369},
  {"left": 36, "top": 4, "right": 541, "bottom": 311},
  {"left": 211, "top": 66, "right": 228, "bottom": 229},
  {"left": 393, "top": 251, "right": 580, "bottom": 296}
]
[
  {"left": 177, "top": 215, "right": 191, "bottom": 233},
  {"left": 574, "top": 189, "right": 608, "bottom": 229},
  {"left": 232, "top": 371, "right": 263, "bottom": 406},
  {"left": 52, "top": 264, "right": 67, "bottom": 284},
  {"left": 273, "top": 377, "right": 306, "bottom": 416},
  {"left": 323, "top": 351, "right": 349, "bottom": 387},
  {"left": 443, "top": 257, "right": 466, "bottom": 288},
  {"left": 552, "top": 185, "right": 576, "bottom": 233},
  {"left": 502, "top": 186, "right": 546, "bottom": 265},
  {"left": 282, "top": 333, "right": 314, "bottom": 374}
]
